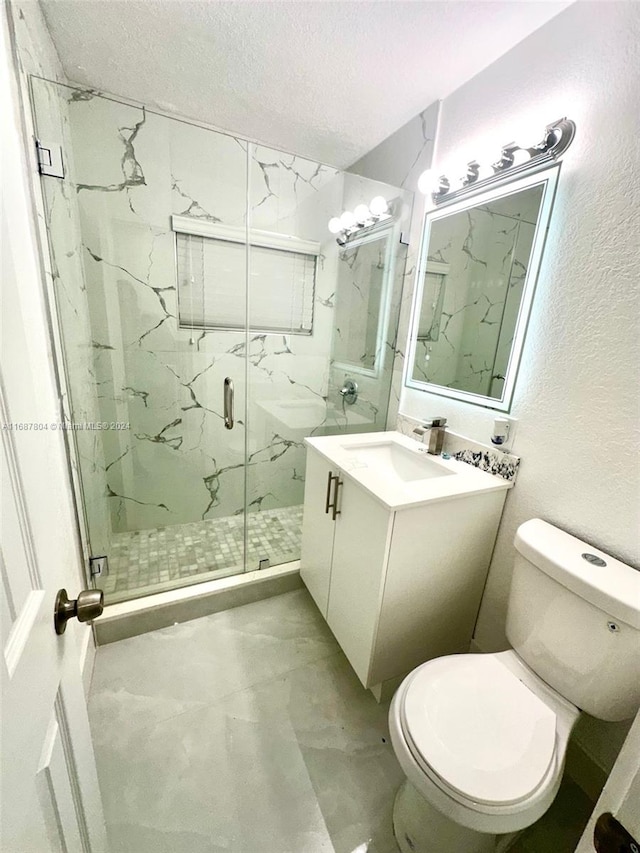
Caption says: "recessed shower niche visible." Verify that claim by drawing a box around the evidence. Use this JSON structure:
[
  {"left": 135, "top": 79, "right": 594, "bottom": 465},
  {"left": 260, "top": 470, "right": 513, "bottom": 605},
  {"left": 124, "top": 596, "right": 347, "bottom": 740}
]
[{"left": 30, "top": 78, "right": 411, "bottom": 603}]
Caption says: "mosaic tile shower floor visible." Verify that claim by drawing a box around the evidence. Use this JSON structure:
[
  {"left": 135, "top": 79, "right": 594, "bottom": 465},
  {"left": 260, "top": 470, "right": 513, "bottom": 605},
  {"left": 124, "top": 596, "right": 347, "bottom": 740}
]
[{"left": 103, "top": 505, "right": 304, "bottom": 602}]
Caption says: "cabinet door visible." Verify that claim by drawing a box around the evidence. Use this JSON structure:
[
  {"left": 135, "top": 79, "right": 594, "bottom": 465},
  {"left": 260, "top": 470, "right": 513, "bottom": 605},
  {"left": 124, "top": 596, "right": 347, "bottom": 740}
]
[
  {"left": 369, "top": 490, "right": 507, "bottom": 687},
  {"left": 300, "top": 448, "right": 337, "bottom": 616},
  {"left": 327, "top": 477, "right": 392, "bottom": 687}
]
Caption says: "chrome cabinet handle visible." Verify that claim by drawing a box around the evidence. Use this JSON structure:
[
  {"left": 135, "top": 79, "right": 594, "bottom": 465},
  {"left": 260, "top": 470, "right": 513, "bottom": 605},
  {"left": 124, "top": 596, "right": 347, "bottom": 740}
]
[
  {"left": 224, "top": 377, "right": 234, "bottom": 430},
  {"left": 54, "top": 588, "right": 104, "bottom": 635},
  {"left": 332, "top": 477, "right": 343, "bottom": 521}
]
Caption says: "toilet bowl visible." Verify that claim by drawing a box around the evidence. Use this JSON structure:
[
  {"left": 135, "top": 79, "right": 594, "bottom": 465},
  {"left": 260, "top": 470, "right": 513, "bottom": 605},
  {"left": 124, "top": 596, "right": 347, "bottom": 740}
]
[
  {"left": 388, "top": 519, "right": 640, "bottom": 853},
  {"left": 389, "top": 650, "right": 579, "bottom": 852}
]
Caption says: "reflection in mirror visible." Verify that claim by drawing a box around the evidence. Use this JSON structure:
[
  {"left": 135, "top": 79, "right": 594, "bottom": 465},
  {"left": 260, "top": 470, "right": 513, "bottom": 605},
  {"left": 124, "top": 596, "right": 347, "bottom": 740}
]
[
  {"left": 406, "top": 166, "right": 559, "bottom": 411},
  {"left": 332, "top": 227, "right": 394, "bottom": 376}
]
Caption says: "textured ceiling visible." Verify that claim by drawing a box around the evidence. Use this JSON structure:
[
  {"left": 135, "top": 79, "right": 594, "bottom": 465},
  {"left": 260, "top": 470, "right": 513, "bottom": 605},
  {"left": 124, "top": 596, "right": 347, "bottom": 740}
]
[{"left": 40, "top": 0, "right": 572, "bottom": 168}]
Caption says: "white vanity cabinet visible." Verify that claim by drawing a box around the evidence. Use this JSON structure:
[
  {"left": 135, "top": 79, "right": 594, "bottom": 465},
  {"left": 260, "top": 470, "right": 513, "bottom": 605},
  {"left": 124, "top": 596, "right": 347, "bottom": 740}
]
[{"left": 300, "top": 435, "right": 511, "bottom": 693}]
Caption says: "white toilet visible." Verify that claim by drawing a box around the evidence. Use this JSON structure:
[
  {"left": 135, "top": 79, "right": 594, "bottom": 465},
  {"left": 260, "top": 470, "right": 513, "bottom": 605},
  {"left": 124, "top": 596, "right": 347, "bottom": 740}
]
[{"left": 389, "top": 518, "right": 640, "bottom": 853}]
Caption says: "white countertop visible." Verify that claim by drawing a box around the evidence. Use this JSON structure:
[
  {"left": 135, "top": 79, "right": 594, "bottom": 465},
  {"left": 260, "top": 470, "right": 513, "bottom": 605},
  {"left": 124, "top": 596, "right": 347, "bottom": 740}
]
[{"left": 305, "top": 430, "right": 512, "bottom": 511}]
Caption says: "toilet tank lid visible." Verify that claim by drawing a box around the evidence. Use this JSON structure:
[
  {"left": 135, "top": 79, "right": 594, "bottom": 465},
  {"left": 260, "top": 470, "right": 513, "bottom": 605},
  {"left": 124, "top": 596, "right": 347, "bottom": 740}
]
[{"left": 515, "top": 519, "right": 640, "bottom": 629}]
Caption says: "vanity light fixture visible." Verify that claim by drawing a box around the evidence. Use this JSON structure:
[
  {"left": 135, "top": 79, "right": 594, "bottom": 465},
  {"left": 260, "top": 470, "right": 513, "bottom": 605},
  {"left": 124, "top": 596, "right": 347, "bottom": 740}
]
[
  {"left": 369, "top": 196, "right": 389, "bottom": 216},
  {"left": 420, "top": 117, "right": 576, "bottom": 205},
  {"left": 340, "top": 210, "right": 356, "bottom": 229},
  {"left": 353, "top": 204, "right": 371, "bottom": 225},
  {"left": 462, "top": 161, "right": 480, "bottom": 186},
  {"left": 327, "top": 196, "right": 393, "bottom": 244}
]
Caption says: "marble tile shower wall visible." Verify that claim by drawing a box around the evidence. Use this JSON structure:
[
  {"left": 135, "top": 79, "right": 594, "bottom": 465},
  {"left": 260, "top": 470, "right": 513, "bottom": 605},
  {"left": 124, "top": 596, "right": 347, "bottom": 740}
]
[
  {"left": 65, "top": 93, "right": 332, "bottom": 533},
  {"left": 346, "top": 104, "right": 440, "bottom": 428},
  {"left": 37, "top": 84, "right": 408, "bottom": 538},
  {"left": 413, "top": 206, "right": 535, "bottom": 396},
  {"left": 328, "top": 173, "right": 412, "bottom": 430}
]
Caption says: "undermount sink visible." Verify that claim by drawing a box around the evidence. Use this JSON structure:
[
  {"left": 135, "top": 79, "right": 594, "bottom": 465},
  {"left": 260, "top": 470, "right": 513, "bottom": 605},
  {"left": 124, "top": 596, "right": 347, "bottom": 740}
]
[
  {"left": 304, "top": 430, "right": 512, "bottom": 510},
  {"left": 343, "top": 441, "right": 453, "bottom": 483}
]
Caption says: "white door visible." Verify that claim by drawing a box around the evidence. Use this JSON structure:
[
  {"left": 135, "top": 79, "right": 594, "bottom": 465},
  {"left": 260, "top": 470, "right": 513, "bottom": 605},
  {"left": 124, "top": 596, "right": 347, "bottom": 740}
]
[
  {"left": 1, "top": 11, "right": 107, "bottom": 852},
  {"left": 575, "top": 709, "right": 640, "bottom": 852}
]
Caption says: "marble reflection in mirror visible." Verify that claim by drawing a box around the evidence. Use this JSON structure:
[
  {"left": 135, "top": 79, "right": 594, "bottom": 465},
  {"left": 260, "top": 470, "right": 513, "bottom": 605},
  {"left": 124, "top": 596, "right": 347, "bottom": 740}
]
[
  {"left": 332, "top": 227, "right": 394, "bottom": 376},
  {"left": 406, "top": 167, "right": 560, "bottom": 411}
]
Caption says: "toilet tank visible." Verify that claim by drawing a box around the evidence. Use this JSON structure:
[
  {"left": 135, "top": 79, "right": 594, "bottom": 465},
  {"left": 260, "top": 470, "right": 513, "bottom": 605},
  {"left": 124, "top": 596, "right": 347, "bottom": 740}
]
[{"left": 506, "top": 519, "right": 640, "bottom": 721}]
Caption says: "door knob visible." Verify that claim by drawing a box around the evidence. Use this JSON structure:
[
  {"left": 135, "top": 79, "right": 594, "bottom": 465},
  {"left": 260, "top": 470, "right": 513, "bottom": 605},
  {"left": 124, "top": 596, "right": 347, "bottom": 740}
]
[{"left": 54, "top": 588, "right": 104, "bottom": 635}]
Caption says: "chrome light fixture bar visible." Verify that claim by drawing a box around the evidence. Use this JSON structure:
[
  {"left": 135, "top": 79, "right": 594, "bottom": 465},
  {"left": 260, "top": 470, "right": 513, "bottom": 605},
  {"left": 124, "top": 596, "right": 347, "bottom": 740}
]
[
  {"left": 328, "top": 196, "right": 393, "bottom": 245},
  {"left": 427, "top": 117, "right": 576, "bottom": 206}
]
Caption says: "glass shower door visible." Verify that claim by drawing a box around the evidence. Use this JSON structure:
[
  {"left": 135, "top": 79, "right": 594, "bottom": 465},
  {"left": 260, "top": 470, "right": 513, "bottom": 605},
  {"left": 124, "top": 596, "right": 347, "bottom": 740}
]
[
  {"left": 243, "top": 144, "right": 345, "bottom": 570},
  {"left": 243, "top": 147, "right": 412, "bottom": 571},
  {"left": 31, "top": 78, "right": 412, "bottom": 598},
  {"left": 31, "top": 78, "right": 251, "bottom": 603}
]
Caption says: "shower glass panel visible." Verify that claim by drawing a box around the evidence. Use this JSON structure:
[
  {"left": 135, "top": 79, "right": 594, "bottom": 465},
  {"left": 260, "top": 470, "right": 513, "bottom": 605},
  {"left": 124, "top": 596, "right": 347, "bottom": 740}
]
[
  {"left": 244, "top": 158, "right": 410, "bottom": 569},
  {"left": 244, "top": 145, "right": 344, "bottom": 569},
  {"left": 31, "top": 79, "right": 250, "bottom": 603},
  {"left": 31, "top": 78, "right": 411, "bottom": 602}
]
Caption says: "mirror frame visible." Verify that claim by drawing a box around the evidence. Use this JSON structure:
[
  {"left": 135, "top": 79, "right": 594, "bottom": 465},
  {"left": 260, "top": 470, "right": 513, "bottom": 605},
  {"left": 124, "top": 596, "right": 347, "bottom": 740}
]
[{"left": 404, "top": 163, "right": 561, "bottom": 412}]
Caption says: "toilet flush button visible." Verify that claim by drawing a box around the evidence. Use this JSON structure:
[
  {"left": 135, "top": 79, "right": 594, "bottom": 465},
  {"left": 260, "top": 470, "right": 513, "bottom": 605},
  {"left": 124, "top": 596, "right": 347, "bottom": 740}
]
[{"left": 582, "top": 553, "right": 607, "bottom": 567}]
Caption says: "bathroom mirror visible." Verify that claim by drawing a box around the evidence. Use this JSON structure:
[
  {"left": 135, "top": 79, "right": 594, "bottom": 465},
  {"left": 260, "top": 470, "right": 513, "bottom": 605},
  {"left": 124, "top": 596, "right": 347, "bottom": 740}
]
[
  {"left": 405, "top": 165, "right": 560, "bottom": 411},
  {"left": 332, "top": 224, "right": 396, "bottom": 377}
]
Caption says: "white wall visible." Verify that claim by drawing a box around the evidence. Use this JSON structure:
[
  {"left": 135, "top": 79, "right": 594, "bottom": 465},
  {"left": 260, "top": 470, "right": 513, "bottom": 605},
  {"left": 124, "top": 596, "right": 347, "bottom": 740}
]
[{"left": 397, "top": 1, "right": 640, "bottom": 776}]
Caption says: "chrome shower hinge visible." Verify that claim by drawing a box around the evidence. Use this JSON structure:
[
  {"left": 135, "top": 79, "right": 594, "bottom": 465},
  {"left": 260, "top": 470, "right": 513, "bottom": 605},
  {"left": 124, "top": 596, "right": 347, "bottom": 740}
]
[
  {"left": 36, "top": 139, "right": 65, "bottom": 179},
  {"left": 89, "top": 555, "right": 109, "bottom": 579}
]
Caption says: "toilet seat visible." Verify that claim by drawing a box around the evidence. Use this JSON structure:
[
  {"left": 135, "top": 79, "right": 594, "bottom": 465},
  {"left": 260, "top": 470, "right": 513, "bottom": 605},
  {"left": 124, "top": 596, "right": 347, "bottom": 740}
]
[
  {"left": 400, "top": 655, "right": 557, "bottom": 807},
  {"left": 390, "top": 651, "right": 580, "bottom": 833}
]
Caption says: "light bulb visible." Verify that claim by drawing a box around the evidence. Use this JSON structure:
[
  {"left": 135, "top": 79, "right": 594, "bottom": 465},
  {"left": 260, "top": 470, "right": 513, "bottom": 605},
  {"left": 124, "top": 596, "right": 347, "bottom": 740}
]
[
  {"left": 513, "top": 117, "right": 545, "bottom": 150},
  {"left": 477, "top": 162, "right": 495, "bottom": 180},
  {"left": 417, "top": 170, "right": 432, "bottom": 195},
  {"left": 353, "top": 204, "right": 370, "bottom": 224},
  {"left": 328, "top": 217, "right": 343, "bottom": 234},
  {"left": 369, "top": 196, "right": 388, "bottom": 216},
  {"left": 340, "top": 210, "right": 355, "bottom": 229},
  {"left": 511, "top": 148, "right": 531, "bottom": 166}
]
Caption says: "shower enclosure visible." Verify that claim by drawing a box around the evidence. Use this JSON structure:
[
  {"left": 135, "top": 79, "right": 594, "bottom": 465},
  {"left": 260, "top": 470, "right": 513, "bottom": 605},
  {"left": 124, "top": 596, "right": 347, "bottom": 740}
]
[{"left": 31, "top": 78, "right": 410, "bottom": 604}]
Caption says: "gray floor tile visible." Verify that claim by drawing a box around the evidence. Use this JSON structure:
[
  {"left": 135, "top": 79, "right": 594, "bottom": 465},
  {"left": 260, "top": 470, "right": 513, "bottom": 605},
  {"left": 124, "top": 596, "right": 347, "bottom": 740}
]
[
  {"left": 90, "top": 588, "right": 595, "bottom": 853},
  {"left": 89, "top": 589, "right": 339, "bottom": 737},
  {"left": 90, "top": 591, "right": 403, "bottom": 853}
]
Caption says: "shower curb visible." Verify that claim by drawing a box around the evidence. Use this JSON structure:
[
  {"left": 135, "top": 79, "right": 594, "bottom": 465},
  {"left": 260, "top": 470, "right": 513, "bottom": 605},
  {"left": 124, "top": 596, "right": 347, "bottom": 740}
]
[{"left": 93, "top": 563, "right": 302, "bottom": 645}]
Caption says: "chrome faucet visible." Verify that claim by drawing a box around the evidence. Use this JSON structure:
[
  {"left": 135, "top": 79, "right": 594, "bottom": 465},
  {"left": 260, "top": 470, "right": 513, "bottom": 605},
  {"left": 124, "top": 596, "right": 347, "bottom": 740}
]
[{"left": 413, "top": 417, "right": 447, "bottom": 454}]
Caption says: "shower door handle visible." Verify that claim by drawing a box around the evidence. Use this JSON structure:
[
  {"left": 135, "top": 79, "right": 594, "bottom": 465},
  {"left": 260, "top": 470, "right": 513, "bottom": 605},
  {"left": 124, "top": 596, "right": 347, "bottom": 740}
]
[{"left": 224, "top": 377, "right": 234, "bottom": 430}]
